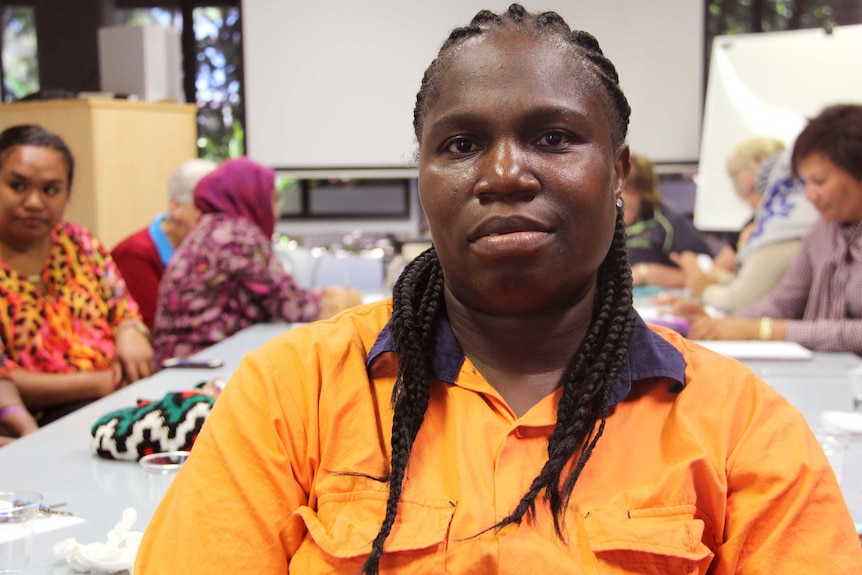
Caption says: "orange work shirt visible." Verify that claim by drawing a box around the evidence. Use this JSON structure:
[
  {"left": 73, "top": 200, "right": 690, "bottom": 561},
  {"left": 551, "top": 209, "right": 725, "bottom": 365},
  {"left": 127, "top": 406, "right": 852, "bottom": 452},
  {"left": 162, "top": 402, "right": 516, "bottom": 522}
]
[{"left": 136, "top": 300, "right": 862, "bottom": 574}]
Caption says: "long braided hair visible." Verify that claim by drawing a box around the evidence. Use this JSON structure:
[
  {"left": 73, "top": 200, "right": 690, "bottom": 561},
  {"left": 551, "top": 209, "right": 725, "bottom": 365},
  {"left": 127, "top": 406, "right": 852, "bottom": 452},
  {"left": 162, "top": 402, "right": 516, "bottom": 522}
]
[{"left": 362, "top": 5, "right": 635, "bottom": 574}]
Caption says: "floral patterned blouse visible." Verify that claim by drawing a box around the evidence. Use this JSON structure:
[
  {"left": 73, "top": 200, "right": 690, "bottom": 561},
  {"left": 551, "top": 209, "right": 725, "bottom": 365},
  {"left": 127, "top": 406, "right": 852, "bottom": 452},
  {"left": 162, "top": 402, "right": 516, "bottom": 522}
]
[
  {"left": 151, "top": 213, "right": 321, "bottom": 366},
  {"left": 0, "top": 221, "right": 141, "bottom": 373}
]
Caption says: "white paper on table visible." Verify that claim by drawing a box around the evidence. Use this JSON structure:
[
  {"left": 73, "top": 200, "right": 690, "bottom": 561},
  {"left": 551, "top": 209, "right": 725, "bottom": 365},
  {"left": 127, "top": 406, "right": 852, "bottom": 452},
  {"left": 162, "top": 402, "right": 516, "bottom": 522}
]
[
  {"left": 0, "top": 514, "right": 84, "bottom": 543},
  {"left": 694, "top": 340, "right": 814, "bottom": 361},
  {"left": 820, "top": 411, "right": 862, "bottom": 435}
]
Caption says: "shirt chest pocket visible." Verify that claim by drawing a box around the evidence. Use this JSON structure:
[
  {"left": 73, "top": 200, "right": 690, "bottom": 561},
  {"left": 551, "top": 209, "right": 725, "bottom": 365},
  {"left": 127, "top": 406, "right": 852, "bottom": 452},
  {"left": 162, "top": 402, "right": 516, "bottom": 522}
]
[
  {"left": 291, "top": 490, "right": 455, "bottom": 572},
  {"left": 582, "top": 504, "right": 715, "bottom": 575}
]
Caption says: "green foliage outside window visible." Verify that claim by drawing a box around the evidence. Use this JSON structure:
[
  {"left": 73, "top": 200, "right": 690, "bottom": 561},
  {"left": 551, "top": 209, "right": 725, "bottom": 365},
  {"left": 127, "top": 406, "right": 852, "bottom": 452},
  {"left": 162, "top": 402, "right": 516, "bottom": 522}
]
[{"left": 1, "top": 5, "right": 38, "bottom": 102}]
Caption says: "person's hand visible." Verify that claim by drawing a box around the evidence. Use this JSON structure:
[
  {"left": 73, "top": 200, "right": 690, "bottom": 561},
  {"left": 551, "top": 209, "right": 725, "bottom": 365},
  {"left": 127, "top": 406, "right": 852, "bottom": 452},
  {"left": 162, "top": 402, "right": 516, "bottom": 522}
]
[
  {"left": 653, "top": 293, "right": 708, "bottom": 322},
  {"left": 318, "top": 287, "right": 364, "bottom": 319},
  {"left": 114, "top": 322, "right": 154, "bottom": 385},
  {"left": 669, "top": 251, "right": 713, "bottom": 297},
  {"left": 88, "top": 372, "right": 122, "bottom": 399},
  {"left": 0, "top": 379, "right": 39, "bottom": 439},
  {"left": 687, "top": 316, "right": 759, "bottom": 341}
]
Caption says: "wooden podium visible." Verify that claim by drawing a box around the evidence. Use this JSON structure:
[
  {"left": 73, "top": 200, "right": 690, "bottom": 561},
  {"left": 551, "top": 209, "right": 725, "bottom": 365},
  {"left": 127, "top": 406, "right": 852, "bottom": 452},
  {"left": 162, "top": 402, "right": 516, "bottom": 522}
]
[{"left": 0, "top": 98, "right": 197, "bottom": 248}]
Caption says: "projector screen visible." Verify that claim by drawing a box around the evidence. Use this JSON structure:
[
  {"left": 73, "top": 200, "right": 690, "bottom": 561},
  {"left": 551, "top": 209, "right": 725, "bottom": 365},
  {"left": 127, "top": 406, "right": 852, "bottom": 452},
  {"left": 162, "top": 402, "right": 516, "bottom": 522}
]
[
  {"left": 695, "top": 25, "right": 862, "bottom": 232},
  {"left": 242, "top": 0, "right": 704, "bottom": 170}
]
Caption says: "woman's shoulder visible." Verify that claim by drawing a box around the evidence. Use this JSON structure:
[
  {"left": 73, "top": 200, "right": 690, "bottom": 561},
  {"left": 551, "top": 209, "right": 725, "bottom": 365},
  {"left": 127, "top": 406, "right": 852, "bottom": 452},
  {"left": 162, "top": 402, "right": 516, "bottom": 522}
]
[
  {"left": 53, "top": 221, "right": 108, "bottom": 256},
  {"left": 249, "top": 299, "right": 394, "bottom": 366}
]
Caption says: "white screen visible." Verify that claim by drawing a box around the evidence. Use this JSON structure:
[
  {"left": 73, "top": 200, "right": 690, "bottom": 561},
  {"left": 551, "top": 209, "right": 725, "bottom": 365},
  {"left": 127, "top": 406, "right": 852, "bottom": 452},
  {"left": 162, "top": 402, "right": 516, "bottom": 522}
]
[
  {"left": 696, "top": 25, "right": 862, "bottom": 231},
  {"left": 242, "top": 0, "right": 704, "bottom": 169}
]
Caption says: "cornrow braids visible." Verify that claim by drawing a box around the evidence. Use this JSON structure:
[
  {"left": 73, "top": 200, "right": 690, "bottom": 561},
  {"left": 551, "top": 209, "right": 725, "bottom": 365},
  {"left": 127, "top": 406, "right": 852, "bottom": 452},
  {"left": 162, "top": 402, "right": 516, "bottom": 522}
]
[{"left": 413, "top": 3, "right": 631, "bottom": 149}]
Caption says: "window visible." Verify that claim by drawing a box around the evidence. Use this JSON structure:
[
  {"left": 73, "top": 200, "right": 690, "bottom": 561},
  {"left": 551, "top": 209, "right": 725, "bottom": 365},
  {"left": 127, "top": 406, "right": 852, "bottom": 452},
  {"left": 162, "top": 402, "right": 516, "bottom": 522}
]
[
  {"left": 0, "top": 2, "right": 244, "bottom": 161},
  {"left": 0, "top": 4, "right": 38, "bottom": 102},
  {"left": 279, "top": 178, "right": 413, "bottom": 220},
  {"left": 705, "top": 1, "right": 835, "bottom": 71},
  {"left": 114, "top": 3, "right": 244, "bottom": 161}
]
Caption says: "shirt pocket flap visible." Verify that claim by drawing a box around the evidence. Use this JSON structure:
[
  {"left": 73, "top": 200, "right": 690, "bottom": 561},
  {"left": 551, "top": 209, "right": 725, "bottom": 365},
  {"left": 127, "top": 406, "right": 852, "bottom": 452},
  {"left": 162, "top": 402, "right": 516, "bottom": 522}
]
[
  {"left": 294, "top": 490, "right": 454, "bottom": 559},
  {"left": 583, "top": 504, "right": 713, "bottom": 562}
]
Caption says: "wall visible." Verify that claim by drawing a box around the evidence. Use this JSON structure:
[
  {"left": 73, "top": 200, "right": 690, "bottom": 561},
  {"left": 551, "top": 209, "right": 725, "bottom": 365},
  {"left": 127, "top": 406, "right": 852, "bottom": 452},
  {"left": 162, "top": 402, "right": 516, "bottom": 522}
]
[{"left": 242, "top": 0, "right": 704, "bottom": 170}]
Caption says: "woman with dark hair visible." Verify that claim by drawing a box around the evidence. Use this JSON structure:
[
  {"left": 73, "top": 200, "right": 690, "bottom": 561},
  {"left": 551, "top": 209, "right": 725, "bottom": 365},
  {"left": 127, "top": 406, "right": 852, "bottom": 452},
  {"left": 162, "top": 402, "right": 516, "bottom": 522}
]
[
  {"left": 622, "top": 153, "right": 717, "bottom": 288},
  {"left": 0, "top": 124, "right": 153, "bottom": 427},
  {"left": 137, "top": 7, "right": 861, "bottom": 573},
  {"left": 151, "top": 156, "right": 361, "bottom": 366},
  {"left": 673, "top": 104, "right": 862, "bottom": 353}
]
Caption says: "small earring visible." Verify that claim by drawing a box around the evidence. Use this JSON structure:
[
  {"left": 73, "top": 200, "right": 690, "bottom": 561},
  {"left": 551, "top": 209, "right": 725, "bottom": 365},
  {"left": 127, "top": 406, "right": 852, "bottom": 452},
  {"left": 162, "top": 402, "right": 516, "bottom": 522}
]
[{"left": 616, "top": 197, "right": 624, "bottom": 208}]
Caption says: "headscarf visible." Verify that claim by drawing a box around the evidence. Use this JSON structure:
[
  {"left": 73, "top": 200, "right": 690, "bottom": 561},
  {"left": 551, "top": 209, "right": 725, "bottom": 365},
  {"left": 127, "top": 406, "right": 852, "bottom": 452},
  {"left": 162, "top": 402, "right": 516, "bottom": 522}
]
[
  {"left": 193, "top": 157, "right": 276, "bottom": 237},
  {"left": 737, "top": 150, "right": 819, "bottom": 265}
]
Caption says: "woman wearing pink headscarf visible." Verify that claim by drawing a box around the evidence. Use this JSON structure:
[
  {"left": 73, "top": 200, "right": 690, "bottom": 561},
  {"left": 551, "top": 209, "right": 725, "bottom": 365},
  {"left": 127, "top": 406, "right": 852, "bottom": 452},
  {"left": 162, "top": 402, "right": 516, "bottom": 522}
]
[{"left": 151, "top": 157, "right": 361, "bottom": 366}]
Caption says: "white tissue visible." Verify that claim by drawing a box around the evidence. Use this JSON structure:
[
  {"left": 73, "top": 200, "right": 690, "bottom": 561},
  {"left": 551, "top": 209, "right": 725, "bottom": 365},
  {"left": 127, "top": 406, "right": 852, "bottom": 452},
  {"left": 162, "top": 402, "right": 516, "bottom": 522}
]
[{"left": 53, "top": 507, "right": 143, "bottom": 574}]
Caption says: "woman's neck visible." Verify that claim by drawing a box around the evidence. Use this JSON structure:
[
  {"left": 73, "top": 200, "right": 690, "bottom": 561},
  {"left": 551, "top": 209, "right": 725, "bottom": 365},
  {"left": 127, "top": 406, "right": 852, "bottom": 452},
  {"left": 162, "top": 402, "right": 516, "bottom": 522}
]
[
  {"left": 160, "top": 218, "right": 184, "bottom": 248},
  {"left": 0, "top": 235, "right": 53, "bottom": 279},
  {"left": 443, "top": 287, "right": 595, "bottom": 416}
]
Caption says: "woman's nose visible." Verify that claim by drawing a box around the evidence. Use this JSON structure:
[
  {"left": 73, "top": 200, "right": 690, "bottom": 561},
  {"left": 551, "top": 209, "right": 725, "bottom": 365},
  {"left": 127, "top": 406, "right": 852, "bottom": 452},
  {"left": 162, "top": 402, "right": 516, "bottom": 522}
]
[
  {"left": 473, "top": 139, "right": 539, "bottom": 200},
  {"left": 22, "top": 189, "right": 44, "bottom": 209}
]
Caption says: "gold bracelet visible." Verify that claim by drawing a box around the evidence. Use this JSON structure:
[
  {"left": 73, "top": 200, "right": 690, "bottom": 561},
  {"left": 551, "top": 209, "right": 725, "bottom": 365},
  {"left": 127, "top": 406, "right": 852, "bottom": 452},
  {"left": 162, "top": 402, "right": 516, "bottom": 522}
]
[
  {"left": 117, "top": 319, "right": 151, "bottom": 340},
  {"left": 758, "top": 317, "right": 774, "bottom": 341}
]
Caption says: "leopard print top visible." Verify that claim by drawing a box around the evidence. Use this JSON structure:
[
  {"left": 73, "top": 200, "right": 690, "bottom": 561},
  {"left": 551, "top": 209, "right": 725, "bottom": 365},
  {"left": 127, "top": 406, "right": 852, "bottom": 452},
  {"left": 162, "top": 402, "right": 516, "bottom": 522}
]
[{"left": 0, "top": 221, "right": 141, "bottom": 373}]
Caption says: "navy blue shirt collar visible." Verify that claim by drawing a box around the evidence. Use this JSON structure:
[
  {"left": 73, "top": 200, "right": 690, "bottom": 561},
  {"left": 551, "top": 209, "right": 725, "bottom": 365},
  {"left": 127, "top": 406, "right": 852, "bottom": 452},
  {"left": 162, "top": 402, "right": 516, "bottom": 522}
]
[{"left": 367, "top": 311, "right": 686, "bottom": 405}]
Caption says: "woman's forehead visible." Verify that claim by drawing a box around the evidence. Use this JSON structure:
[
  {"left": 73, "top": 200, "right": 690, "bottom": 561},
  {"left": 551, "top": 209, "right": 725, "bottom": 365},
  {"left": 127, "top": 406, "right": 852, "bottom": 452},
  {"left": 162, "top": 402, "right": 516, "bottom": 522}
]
[{"left": 429, "top": 31, "right": 605, "bottom": 116}]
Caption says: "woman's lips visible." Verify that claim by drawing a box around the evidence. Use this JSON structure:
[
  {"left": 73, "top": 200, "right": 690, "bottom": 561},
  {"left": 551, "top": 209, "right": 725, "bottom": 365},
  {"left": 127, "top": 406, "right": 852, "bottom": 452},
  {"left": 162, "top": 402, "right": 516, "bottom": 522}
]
[{"left": 472, "top": 229, "right": 553, "bottom": 256}]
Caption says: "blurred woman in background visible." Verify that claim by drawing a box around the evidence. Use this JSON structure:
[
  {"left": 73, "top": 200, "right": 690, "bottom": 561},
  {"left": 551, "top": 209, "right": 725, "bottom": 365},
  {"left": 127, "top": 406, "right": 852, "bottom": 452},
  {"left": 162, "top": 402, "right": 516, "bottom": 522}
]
[
  {"left": 111, "top": 158, "right": 218, "bottom": 329},
  {"left": 622, "top": 153, "right": 718, "bottom": 288},
  {"left": 152, "top": 157, "right": 362, "bottom": 366},
  {"left": 674, "top": 104, "right": 862, "bottom": 353},
  {"left": 673, "top": 145, "right": 818, "bottom": 311},
  {"left": 0, "top": 125, "right": 152, "bottom": 425}
]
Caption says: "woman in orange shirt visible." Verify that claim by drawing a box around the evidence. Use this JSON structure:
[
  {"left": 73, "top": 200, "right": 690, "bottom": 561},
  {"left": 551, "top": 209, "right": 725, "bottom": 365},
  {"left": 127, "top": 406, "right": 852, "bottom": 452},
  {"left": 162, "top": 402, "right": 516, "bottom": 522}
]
[{"left": 137, "top": 5, "right": 862, "bottom": 573}]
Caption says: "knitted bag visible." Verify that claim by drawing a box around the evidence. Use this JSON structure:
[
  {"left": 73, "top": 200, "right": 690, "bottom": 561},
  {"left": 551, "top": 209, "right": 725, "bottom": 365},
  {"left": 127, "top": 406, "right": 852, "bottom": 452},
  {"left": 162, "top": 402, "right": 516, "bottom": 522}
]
[{"left": 90, "top": 389, "right": 216, "bottom": 461}]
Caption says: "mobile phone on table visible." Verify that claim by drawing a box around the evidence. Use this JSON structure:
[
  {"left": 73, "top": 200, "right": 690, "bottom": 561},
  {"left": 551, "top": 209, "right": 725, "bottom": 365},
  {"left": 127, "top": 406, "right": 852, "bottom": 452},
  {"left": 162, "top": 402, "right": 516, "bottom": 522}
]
[{"left": 161, "top": 357, "right": 225, "bottom": 369}]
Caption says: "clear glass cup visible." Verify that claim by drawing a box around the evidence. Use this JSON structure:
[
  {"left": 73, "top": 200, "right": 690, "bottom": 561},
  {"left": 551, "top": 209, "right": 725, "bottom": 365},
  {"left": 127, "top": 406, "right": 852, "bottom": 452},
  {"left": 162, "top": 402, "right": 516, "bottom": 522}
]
[
  {"left": 0, "top": 491, "right": 43, "bottom": 575},
  {"left": 139, "top": 451, "right": 190, "bottom": 502},
  {"left": 814, "top": 428, "right": 850, "bottom": 485}
]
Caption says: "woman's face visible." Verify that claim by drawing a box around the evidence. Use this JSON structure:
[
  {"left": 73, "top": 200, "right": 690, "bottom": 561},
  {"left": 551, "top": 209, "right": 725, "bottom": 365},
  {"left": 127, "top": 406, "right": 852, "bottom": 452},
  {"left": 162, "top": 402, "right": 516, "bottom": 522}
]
[
  {"left": 798, "top": 152, "right": 862, "bottom": 224},
  {"left": 418, "top": 30, "right": 628, "bottom": 314},
  {"left": 0, "top": 145, "right": 70, "bottom": 251},
  {"left": 732, "top": 166, "right": 760, "bottom": 211}
]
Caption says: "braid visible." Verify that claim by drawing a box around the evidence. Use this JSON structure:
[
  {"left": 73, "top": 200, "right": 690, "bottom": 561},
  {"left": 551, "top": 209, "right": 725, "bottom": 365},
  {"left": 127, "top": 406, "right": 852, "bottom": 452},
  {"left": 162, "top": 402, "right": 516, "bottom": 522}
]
[
  {"left": 365, "top": 5, "right": 636, "bottom": 572},
  {"left": 362, "top": 248, "right": 444, "bottom": 575}
]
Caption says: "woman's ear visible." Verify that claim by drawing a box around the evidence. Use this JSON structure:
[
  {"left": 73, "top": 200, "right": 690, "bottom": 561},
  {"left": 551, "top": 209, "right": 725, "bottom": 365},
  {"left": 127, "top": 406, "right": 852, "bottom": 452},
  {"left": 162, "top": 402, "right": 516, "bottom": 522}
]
[{"left": 614, "top": 145, "right": 631, "bottom": 198}]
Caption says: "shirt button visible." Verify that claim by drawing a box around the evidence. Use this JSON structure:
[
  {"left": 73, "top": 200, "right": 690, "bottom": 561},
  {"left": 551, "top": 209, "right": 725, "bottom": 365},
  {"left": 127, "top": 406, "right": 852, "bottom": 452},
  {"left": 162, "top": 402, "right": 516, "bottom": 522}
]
[{"left": 684, "top": 563, "right": 697, "bottom": 574}]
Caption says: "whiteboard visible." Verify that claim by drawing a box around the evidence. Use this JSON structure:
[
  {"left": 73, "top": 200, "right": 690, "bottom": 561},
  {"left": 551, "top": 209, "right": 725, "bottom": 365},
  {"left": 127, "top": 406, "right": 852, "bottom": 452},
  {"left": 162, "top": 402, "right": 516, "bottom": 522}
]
[
  {"left": 241, "top": 0, "right": 703, "bottom": 170},
  {"left": 695, "top": 25, "right": 862, "bottom": 232}
]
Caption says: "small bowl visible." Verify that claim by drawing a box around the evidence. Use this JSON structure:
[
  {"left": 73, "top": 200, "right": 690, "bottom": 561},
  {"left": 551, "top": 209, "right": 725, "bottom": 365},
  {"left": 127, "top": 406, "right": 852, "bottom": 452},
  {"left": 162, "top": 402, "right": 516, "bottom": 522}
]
[{"left": 139, "top": 451, "right": 191, "bottom": 475}]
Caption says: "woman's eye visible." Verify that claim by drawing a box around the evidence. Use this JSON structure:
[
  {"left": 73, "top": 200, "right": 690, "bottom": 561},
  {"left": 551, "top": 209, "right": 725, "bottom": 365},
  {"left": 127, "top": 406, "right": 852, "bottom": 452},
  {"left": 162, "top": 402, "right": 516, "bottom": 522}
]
[
  {"left": 446, "top": 137, "right": 477, "bottom": 154},
  {"left": 45, "top": 186, "right": 60, "bottom": 196},
  {"left": 536, "top": 131, "right": 571, "bottom": 147},
  {"left": 9, "top": 181, "right": 26, "bottom": 192}
]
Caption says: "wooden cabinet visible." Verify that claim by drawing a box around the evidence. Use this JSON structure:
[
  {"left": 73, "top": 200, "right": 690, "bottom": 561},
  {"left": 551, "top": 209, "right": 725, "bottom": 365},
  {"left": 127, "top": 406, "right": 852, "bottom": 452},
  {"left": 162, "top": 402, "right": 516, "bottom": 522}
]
[{"left": 0, "top": 98, "right": 197, "bottom": 248}]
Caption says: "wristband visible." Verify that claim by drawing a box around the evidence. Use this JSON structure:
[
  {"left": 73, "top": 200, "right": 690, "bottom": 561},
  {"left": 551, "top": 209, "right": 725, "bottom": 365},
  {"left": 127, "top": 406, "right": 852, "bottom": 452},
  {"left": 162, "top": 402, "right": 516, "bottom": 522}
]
[
  {"left": 758, "top": 317, "right": 774, "bottom": 341},
  {"left": 0, "top": 404, "right": 28, "bottom": 419}
]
